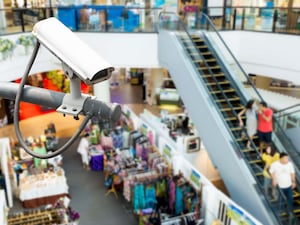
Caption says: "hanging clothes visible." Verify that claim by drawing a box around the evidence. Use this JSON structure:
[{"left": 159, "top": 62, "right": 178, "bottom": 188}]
[
  {"left": 147, "top": 130, "right": 154, "bottom": 146},
  {"left": 141, "top": 145, "right": 148, "bottom": 161},
  {"left": 145, "top": 185, "right": 157, "bottom": 209},
  {"left": 168, "top": 179, "right": 176, "bottom": 214},
  {"left": 101, "top": 134, "right": 113, "bottom": 150},
  {"left": 175, "top": 186, "right": 184, "bottom": 216},
  {"left": 112, "top": 130, "right": 124, "bottom": 149},
  {"left": 133, "top": 183, "right": 146, "bottom": 212}
]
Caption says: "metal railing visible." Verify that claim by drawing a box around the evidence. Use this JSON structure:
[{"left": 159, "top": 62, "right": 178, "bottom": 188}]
[{"left": 0, "top": 6, "right": 300, "bottom": 35}]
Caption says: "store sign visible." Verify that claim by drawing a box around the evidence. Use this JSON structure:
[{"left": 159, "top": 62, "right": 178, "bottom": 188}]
[
  {"left": 190, "top": 169, "right": 201, "bottom": 188},
  {"left": 163, "top": 144, "right": 172, "bottom": 159},
  {"left": 226, "top": 204, "right": 256, "bottom": 225}
]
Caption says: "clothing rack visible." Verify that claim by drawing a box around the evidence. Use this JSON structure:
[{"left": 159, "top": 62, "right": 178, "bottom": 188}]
[{"left": 126, "top": 169, "right": 157, "bottom": 181}]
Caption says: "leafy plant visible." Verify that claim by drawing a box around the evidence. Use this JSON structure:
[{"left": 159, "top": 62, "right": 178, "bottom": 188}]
[
  {"left": 0, "top": 38, "right": 15, "bottom": 53},
  {"left": 16, "top": 35, "right": 36, "bottom": 47}
]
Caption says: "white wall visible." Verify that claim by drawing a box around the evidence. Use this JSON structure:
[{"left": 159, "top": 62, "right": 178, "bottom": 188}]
[
  {"left": 0, "top": 32, "right": 159, "bottom": 82},
  {"left": 0, "top": 31, "right": 300, "bottom": 85},
  {"left": 220, "top": 31, "right": 300, "bottom": 84}
]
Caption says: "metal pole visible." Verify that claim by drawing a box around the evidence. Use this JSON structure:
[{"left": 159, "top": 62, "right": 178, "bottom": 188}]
[{"left": 0, "top": 82, "right": 121, "bottom": 123}]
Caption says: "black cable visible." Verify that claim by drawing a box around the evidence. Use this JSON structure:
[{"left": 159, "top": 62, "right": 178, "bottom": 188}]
[{"left": 13, "top": 41, "right": 92, "bottom": 159}]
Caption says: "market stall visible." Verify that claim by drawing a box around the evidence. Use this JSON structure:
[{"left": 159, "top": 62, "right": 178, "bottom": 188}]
[{"left": 19, "top": 168, "right": 69, "bottom": 208}]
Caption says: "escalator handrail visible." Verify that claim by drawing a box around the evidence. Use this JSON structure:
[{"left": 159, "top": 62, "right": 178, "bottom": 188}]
[
  {"left": 275, "top": 103, "right": 300, "bottom": 114},
  {"left": 196, "top": 12, "right": 265, "bottom": 102},
  {"left": 275, "top": 108, "right": 300, "bottom": 119}
]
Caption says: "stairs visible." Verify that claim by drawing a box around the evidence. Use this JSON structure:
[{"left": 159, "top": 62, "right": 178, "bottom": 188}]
[{"left": 179, "top": 33, "right": 300, "bottom": 224}]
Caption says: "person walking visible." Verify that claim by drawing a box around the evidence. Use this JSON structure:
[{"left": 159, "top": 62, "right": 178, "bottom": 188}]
[
  {"left": 261, "top": 145, "right": 279, "bottom": 198},
  {"left": 257, "top": 101, "right": 273, "bottom": 154},
  {"left": 237, "top": 99, "right": 257, "bottom": 149},
  {"left": 269, "top": 152, "right": 296, "bottom": 215},
  {"left": 77, "top": 133, "right": 91, "bottom": 170}
]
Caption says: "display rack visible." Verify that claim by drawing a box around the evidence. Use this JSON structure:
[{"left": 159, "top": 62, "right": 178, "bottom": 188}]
[{"left": 7, "top": 208, "right": 60, "bottom": 225}]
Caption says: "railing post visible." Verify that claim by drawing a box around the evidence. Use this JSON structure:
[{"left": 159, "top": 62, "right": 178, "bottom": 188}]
[
  {"left": 241, "top": 8, "right": 245, "bottom": 30},
  {"left": 232, "top": 8, "right": 236, "bottom": 30},
  {"left": 20, "top": 8, "right": 25, "bottom": 32},
  {"left": 273, "top": 9, "right": 278, "bottom": 33},
  {"left": 222, "top": 4, "right": 227, "bottom": 29}
]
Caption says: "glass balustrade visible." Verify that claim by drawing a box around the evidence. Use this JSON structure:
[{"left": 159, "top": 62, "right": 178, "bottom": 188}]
[{"left": 0, "top": 6, "right": 300, "bottom": 35}]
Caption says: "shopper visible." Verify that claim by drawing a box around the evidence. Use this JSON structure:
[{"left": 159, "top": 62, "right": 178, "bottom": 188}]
[
  {"left": 261, "top": 145, "right": 279, "bottom": 198},
  {"left": 257, "top": 101, "right": 273, "bottom": 154},
  {"left": 77, "top": 133, "right": 91, "bottom": 170},
  {"left": 237, "top": 99, "right": 257, "bottom": 149},
  {"left": 269, "top": 152, "right": 296, "bottom": 215}
]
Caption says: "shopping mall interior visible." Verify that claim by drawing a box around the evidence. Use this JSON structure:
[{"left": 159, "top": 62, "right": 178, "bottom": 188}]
[{"left": 1, "top": 0, "right": 300, "bottom": 224}]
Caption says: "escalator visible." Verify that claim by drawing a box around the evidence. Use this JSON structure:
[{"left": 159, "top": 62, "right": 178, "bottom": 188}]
[{"left": 158, "top": 12, "right": 300, "bottom": 225}]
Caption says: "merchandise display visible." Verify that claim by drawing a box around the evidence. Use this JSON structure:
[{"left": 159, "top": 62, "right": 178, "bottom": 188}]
[
  {"left": 99, "top": 121, "right": 200, "bottom": 225},
  {"left": 0, "top": 105, "right": 263, "bottom": 225},
  {"left": 19, "top": 168, "right": 69, "bottom": 208},
  {"left": 89, "top": 144, "right": 104, "bottom": 171},
  {"left": 7, "top": 197, "right": 80, "bottom": 225}
]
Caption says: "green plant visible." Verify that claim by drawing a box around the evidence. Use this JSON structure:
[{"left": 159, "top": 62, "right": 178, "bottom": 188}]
[
  {"left": 0, "top": 38, "right": 15, "bottom": 53},
  {"left": 16, "top": 35, "right": 35, "bottom": 47}
]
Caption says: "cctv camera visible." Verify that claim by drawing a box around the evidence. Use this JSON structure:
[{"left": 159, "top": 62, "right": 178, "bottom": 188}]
[{"left": 32, "top": 17, "right": 114, "bottom": 85}]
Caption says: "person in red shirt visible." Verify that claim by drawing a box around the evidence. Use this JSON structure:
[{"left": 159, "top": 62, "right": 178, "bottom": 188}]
[{"left": 257, "top": 101, "right": 273, "bottom": 154}]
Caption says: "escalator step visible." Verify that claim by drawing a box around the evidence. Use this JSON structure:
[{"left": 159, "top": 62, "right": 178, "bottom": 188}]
[
  {"left": 192, "top": 38, "right": 204, "bottom": 43},
  {"left": 293, "top": 208, "right": 300, "bottom": 213},
  {"left": 216, "top": 97, "right": 240, "bottom": 102},
  {"left": 208, "top": 66, "right": 221, "bottom": 70},
  {"left": 221, "top": 106, "right": 244, "bottom": 112},
  {"left": 206, "top": 81, "right": 230, "bottom": 86},
  {"left": 230, "top": 127, "right": 242, "bottom": 131},
  {"left": 201, "top": 52, "right": 213, "bottom": 56},
  {"left": 241, "top": 148, "right": 255, "bottom": 153},
  {"left": 225, "top": 116, "right": 242, "bottom": 121},
  {"left": 205, "top": 58, "right": 217, "bottom": 63},
  {"left": 189, "top": 51, "right": 200, "bottom": 56},
  {"left": 295, "top": 200, "right": 300, "bottom": 205},
  {"left": 249, "top": 159, "right": 262, "bottom": 164},
  {"left": 197, "top": 45, "right": 208, "bottom": 49},
  {"left": 184, "top": 44, "right": 196, "bottom": 48},
  {"left": 193, "top": 59, "right": 204, "bottom": 63},
  {"left": 294, "top": 191, "right": 300, "bottom": 198},
  {"left": 203, "top": 73, "right": 224, "bottom": 77},
  {"left": 210, "top": 89, "right": 235, "bottom": 94}
]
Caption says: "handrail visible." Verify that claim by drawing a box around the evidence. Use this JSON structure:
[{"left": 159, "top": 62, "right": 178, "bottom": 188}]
[
  {"left": 1, "top": 5, "right": 300, "bottom": 36},
  {"left": 275, "top": 103, "right": 300, "bottom": 114},
  {"left": 276, "top": 108, "right": 300, "bottom": 118}
]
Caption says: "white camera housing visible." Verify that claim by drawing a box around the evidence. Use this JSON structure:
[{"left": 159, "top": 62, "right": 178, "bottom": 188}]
[{"left": 32, "top": 17, "right": 114, "bottom": 85}]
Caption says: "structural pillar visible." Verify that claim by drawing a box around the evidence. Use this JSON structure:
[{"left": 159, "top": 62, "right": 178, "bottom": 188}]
[{"left": 93, "top": 80, "right": 111, "bottom": 103}]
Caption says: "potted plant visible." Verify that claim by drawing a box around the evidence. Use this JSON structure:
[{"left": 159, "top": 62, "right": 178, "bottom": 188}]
[
  {"left": 16, "top": 35, "right": 36, "bottom": 54},
  {"left": 0, "top": 38, "right": 15, "bottom": 60}
]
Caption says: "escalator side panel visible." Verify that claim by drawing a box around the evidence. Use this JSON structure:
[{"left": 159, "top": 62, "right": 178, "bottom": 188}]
[{"left": 158, "top": 30, "right": 276, "bottom": 225}]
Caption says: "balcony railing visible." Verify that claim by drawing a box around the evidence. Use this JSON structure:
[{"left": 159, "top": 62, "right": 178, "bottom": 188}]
[{"left": 0, "top": 6, "right": 300, "bottom": 35}]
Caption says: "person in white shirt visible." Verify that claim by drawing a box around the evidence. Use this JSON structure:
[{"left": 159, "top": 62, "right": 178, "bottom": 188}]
[
  {"left": 269, "top": 152, "right": 296, "bottom": 214},
  {"left": 77, "top": 133, "right": 91, "bottom": 170}
]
